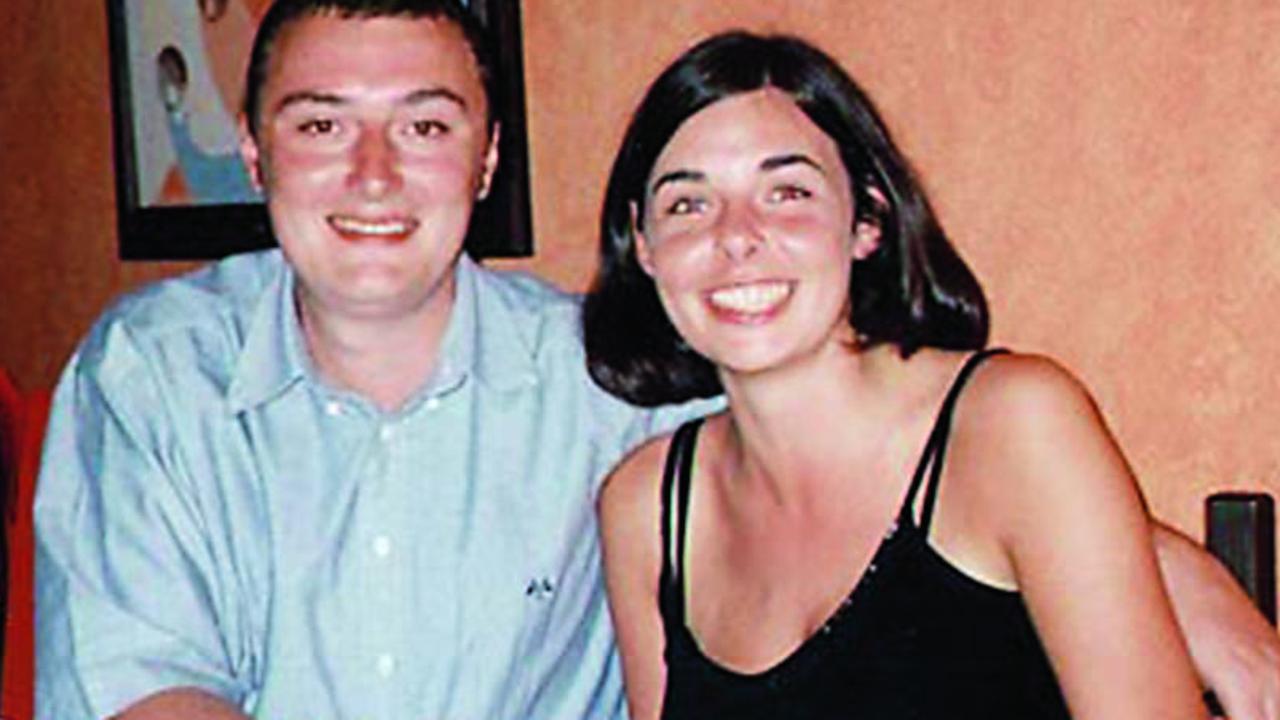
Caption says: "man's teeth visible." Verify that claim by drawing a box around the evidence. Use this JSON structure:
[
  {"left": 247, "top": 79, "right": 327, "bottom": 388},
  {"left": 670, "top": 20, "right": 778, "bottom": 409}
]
[
  {"left": 708, "top": 282, "right": 792, "bottom": 313},
  {"left": 329, "top": 216, "right": 417, "bottom": 236}
]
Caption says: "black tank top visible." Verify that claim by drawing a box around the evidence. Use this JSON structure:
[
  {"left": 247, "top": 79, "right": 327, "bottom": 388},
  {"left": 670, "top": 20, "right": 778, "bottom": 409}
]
[{"left": 657, "top": 349, "right": 1072, "bottom": 719}]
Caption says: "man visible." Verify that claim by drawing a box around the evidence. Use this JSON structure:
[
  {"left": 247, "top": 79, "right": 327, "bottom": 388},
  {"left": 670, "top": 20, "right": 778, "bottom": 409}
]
[
  {"left": 35, "top": 1, "right": 1278, "bottom": 719},
  {"left": 38, "top": 2, "right": 667, "bottom": 717}
]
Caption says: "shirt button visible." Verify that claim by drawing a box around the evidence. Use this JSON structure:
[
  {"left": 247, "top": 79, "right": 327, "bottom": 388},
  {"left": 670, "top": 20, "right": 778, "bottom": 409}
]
[
  {"left": 379, "top": 425, "right": 394, "bottom": 441},
  {"left": 376, "top": 653, "right": 396, "bottom": 677},
  {"left": 425, "top": 397, "right": 441, "bottom": 411},
  {"left": 324, "top": 401, "right": 344, "bottom": 417},
  {"left": 372, "top": 535, "right": 392, "bottom": 558}
]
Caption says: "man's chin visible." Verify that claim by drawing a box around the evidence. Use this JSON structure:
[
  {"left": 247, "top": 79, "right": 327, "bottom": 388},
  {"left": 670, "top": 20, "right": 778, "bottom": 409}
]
[{"left": 306, "top": 276, "right": 452, "bottom": 320}]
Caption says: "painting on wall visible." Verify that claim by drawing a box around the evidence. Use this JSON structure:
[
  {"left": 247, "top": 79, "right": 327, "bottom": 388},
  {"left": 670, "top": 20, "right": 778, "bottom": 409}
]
[{"left": 106, "top": 0, "right": 533, "bottom": 260}]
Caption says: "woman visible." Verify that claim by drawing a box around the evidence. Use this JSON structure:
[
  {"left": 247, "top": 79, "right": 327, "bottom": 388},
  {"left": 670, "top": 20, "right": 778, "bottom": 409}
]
[{"left": 584, "top": 31, "right": 1207, "bottom": 719}]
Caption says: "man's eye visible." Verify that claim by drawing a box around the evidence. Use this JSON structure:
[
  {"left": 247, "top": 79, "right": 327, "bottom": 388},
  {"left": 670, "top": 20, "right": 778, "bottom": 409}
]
[
  {"left": 409, "top": 119, "right": 449, "bottom": 137},
  {"left": 297, "top": 118, "right": 337, "bottom": 135}
]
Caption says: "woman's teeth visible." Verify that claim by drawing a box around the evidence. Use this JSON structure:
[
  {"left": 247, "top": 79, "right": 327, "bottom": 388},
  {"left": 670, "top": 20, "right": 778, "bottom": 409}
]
[{"left": 708, "top": 281, "right": 792, "bottom": 313}]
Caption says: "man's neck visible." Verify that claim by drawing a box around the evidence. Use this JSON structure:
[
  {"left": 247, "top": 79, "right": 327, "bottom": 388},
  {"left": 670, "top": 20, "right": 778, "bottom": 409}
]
[{"left": 297, "top": 289, "right": 456, "bottom": 413}]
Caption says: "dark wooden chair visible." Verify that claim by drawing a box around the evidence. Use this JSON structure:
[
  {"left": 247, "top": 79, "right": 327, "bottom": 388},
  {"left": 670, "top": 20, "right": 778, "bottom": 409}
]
[
  {"left": 1202, "top": 491, "right": 1275, "bottom": 716},
  {"left": 1206, "top": 491, "right": 1276, "bottom": 625}
]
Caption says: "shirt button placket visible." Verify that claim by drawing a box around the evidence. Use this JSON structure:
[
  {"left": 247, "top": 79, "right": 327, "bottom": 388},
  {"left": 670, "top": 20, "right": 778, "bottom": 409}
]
[
  {"left": 367, "top": 418, "right": 400, "bottom": 710},
  {"left": 376, "top": 653, "right": 396, "bottom": 678}
]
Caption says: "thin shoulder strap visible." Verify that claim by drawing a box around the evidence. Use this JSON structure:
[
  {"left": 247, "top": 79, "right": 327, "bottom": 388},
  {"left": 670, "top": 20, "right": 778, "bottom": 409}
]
[
  {"left": 901, "top": 348, "right": 1009, "bottom": 534},
  {"left": 658, "top": 418, "right": 704, "bottom": 623}
]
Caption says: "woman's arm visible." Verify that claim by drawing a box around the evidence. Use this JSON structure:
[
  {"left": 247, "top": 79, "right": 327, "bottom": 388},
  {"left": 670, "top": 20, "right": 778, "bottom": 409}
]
[
  {"left": 1153, "top": 523, "right": 1280, "bottom": 720},
  {"left": 958, "top": 354, "right": 1206, "bottom": 719},
  {"left": 598, "top": 438, "right": 673, "bottom": 720}
]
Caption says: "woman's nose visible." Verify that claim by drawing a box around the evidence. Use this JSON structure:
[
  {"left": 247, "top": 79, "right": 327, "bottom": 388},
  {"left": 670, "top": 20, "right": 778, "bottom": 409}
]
[{"left": 711, "top": 202, "right": 765, "bottom": 260}]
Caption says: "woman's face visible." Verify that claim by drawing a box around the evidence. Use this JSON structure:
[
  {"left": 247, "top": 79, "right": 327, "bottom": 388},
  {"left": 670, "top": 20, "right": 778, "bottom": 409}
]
[{"left": 635, "top": 88, "right": 877, "bottom": 377}]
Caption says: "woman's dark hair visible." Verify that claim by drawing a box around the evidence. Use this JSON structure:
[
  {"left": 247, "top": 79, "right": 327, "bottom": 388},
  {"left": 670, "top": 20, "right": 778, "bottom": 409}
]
[
  {"left": 241, "top": 0, "right": 495, "bottom": 139},
  {"left": 583, "top": 31, "right": 989, "bottom": 407}
]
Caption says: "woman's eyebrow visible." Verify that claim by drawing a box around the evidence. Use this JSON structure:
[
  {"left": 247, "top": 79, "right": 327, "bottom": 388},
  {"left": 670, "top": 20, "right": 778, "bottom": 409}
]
[
  {"left": 650, "top": 169, "right": 706, "bottom": 195},
  {"left": 760, "top": 153, "right": 824, "bottom": 174}
]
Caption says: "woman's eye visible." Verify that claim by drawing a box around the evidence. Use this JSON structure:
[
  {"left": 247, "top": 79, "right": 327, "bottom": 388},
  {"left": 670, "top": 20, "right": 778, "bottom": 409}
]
[
  {"left": 770, "top": 184, "right": 812, "bottom": 202},
  {"left": 666, "top": 197, "right": 705, "bottom": 216}
]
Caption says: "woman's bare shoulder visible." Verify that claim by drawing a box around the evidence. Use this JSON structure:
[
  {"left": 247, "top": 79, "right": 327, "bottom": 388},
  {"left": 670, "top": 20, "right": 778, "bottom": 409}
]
[
  {"left": 958, "top": 351, "right": 1100, "bottom": 438},
  {"left": 947, "top": 350, "right": 1136, "bottom": 519},
  {"left": 942, "top": 351, "right": 1128, "bottom": 509},
  {"left": 600, "top": 432, "right": 673, "bottom": 514}
]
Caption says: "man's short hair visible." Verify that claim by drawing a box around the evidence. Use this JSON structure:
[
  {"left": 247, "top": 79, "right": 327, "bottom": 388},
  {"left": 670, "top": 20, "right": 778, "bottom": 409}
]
[{"left": 242, "top": 0, "right": 497, "bottom": 138}]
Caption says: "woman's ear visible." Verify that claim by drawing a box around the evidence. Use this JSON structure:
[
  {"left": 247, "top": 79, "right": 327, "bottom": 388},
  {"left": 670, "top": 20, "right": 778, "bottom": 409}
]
[
  {"left": 852, "top": 184, "right": 889, "bottom": 260},
  {"left": 631, "top": 202, "right": 657, "bottom": 277},
  {"left": 852, "top": 220, "right": 881, "bottom": 260}
]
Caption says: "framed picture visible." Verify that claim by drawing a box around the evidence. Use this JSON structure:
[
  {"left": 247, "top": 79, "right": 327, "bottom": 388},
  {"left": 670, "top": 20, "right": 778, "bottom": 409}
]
[{"left": 106, "top": 0, "right": 534, "bottom": 260}]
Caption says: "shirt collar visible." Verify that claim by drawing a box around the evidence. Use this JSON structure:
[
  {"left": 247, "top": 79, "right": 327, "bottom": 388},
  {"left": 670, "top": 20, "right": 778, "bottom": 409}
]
[
  {"left": 226, "top": 261, "right": 308, "bottom": 413},
  {"left": 449, "top": 254, "right": 541, "bottom": 394},
  {"left": 226, "top": 253, "right": 540, "bottom": 413}
]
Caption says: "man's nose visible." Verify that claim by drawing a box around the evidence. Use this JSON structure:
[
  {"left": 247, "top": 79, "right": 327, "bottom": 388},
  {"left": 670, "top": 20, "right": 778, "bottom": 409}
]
[{"left": 348, "top": 128, "right": 402, "bottom": 199}]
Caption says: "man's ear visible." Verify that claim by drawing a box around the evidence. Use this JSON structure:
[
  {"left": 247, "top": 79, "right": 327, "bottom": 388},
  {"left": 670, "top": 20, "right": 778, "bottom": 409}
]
[
  {"left": 631, "top": 202, "right": 657, "bottom": 277},
  {"left": 238, "top": 115, "right": 266, "bottom": 191},
  {"left": 477, "top": 123, "right": 501, "bottom": 200}
]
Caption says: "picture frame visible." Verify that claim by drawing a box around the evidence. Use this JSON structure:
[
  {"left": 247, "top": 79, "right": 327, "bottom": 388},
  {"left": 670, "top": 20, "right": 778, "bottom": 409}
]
[{"left": 106, "top": 0, "right": 534, "bottom": 260}]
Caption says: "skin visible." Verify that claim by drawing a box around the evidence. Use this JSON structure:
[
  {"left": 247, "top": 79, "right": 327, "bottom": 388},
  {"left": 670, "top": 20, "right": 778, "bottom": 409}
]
[
  {"left": 116, "top": 12, "right": 496, "bottom": 719},
  {"left": 239, "top": 13, "right": 497, "bottom": 410},
  {"left": 110, "top": 15, "right": 1278, "bottom": 720},
  {"left": 635, "top": 88, "right": 877, "bottom": 378},
  {"left": 1155, "top": 525, "right": 1280, "bottom": 720},
  {"left": 600, "top": 88, "right": 1208, "bottom": 719}
]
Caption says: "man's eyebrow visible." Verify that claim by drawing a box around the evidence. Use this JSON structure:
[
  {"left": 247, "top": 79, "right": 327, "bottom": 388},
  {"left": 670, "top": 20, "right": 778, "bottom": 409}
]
[
  {"left": 760, "top": 153, "right": 825, "bottom": 174},
  {"left": 273, "top": 90, "right": 346, "bottom": 114},
  {"left": 650, "top": 169, "right": 706, "bottom": 195},
  {"left": 401, "top": 87, "right": 469, "bottom": 110},
  {"left": 271, "top": 87, "right": 469, "bottom": 114}
]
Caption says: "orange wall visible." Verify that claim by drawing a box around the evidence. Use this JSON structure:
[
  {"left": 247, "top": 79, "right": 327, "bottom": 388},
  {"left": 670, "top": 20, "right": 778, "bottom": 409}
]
[{"left": 3, "top": 0, "right": 1279, "bottom": 538}]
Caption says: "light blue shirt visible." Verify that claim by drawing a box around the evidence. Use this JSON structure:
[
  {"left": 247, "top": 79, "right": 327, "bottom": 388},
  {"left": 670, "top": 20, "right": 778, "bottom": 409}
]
[{"left": 35, "top": 250, "right": 714, "bottom": 719}]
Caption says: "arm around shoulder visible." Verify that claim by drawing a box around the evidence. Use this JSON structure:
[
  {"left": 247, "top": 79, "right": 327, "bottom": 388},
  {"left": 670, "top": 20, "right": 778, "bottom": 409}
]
[{"left": 1152, "top": 522, "right": 1280, "bottom": 720}]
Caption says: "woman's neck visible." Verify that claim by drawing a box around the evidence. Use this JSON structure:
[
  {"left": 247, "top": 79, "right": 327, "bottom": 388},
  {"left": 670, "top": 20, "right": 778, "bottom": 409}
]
[{"left": 715, "top": 343, "right": 939, "bottom": 509}]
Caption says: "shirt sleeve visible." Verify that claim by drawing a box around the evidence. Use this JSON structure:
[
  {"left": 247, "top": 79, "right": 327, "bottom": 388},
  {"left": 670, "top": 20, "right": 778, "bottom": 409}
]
[{"left": 35, "top": 336, "right": 251, "bottom": 719}]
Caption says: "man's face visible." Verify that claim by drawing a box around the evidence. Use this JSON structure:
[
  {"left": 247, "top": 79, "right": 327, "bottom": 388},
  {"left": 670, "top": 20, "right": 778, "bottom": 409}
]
[{"left": 240, "top": 13, "right": 497, "bottom": 323}]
